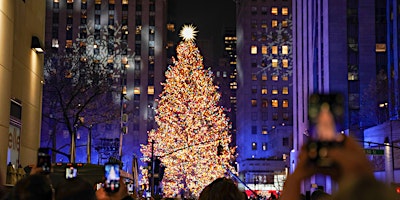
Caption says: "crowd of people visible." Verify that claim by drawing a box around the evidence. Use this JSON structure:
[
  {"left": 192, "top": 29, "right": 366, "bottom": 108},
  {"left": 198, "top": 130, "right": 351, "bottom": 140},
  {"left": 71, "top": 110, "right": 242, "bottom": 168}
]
[{"left": 1, "top": 103, "right": 399, "bottom": 200}]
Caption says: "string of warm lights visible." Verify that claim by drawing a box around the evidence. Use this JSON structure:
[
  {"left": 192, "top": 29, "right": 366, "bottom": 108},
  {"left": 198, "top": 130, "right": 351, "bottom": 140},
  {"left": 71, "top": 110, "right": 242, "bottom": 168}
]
[{"left": 140, "top": 25, "right": 236, "bottom": 198}]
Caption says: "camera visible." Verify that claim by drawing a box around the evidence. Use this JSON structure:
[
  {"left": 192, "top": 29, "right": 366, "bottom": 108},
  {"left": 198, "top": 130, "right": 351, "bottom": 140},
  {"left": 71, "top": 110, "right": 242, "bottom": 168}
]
[
  {"left": 104, "top": 162, "right": 120, "bottom": 193},
  {"left": 37, "top": 148, "right": 51, "bottom": 174},
  {"left": 307, "top": 93, "right": 345, "bottom": 167}
]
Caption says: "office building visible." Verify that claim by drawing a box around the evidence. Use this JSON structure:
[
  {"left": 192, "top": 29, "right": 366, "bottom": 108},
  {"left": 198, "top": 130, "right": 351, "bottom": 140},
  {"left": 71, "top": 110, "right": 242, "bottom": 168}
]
[
  {"left": 292, "top": 0, "right": 389, "bottom": 193},
  {"left": 236, "top": 0, "right": 293, "bottom": 194},
  {"left": 0, "top": 0, "right": 46, "bottom": 183},
  {"left": 41, "top": 0, "right": 167, "bottom": 171}
]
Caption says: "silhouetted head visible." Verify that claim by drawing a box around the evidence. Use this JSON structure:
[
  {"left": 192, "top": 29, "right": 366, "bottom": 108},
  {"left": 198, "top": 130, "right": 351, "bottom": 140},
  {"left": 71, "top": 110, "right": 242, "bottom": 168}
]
[
  {"left": 11, "top": 174, "right": 53, "bottom": 200},
  {"left": 55, "top": 177, "right": 95, "bottom": 200},
  {"left": 199, "top": 177, "right": 245, "bottom": 200}
]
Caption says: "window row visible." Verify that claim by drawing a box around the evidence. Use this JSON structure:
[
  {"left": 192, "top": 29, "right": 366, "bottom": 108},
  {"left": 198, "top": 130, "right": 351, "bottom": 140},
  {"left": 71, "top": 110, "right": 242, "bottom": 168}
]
[
  {"left": 251, "top": 19, "right": 288, "bottom": 29},
  {"left": 251, "top": 45, "right": 289, "bottom": 55},
  {"left": 251, "top": 112, "right": 290, "bottom": 121},
  {"left": 251, "top": 6, "right": 289, "bottom": 16},
  {"left": 251, "top": 86, "right": 289, "bottom": 95},
  {"left": 251, "top": 137, "right": 289, "bottom": 150},
  {"left": 251, "top": 99, "right": 289, "bottom": 108},
  {"left": 251, "top": 74, "right": 289, "bottom": 81}
]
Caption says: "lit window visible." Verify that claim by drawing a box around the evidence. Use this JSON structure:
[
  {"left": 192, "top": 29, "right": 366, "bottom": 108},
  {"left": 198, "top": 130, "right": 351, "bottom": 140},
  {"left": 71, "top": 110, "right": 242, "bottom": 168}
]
[
  {"left": 262, "top": 142, "right": 268, "bottom": 150},
  {"left": 95, "top": 0, "right": 101, "bottom": 4},
  {"left": 262, "top": 73, "right": 267, "bottom": 80},
  {"left": 272, "top": 59, "right": 278, "bottom": 67},
  {"left": 262, "top": 126, "right": 268, "bottom": 134},
  {"left": 54, "top": 0, "right": 59, "bottom": 2},
  {"left": 376, "top": 43, "right": 386, "bottom": 52},
  {"left": 348, "top": 72, "right": 358, "bottom": 80},
  {"left": 252, "top": 73, "right": 257, "bottom": 80},
  {"left": 67, "top": 0, "right": 73, "bottom": 3},
  {"left": 262, "top": 99, "right": 268, "bottom": 108},
  {"left": 283, "top": 100, "right": 289, "bottom": 108},
  {"left": 271, "top": 7, "right": 278, "bottom": 15},
  {"left": 134, "top": 87, "right": 140, "bottom": 94},
  {"left": 282, "top": 87, "right": 289, "bottom": 94},
  {"left": 230, "top": 82, "right": 237, "bottom": 89},
  {"left": 282, "top": 20, "right": 288, "bottom": 27},
  {"left": 283, "top": 59, "right": 288, "bottom": 68},
  {"left": 272, "top": 86, "right": 278, "bottom": 94},
  {"left": 272, "top": 20, "right": 278, "bottom": 28},
  {"left": 261, "top": 20, "right": 268, "bottom": 28},
  {"left": 262, "top": 45, "right": 268, "bottom": 54},
  {"left": 282, "top": 75, "right": 288, "bottom": 81},
  {"left": 272, "top": 46, "right": 278, "bottom": 54},
  {"left": 261, "top": 87, "right": 268, "bottom": 94},
  {"left": 252, "top": 142, "right": 257, "bottom": 150},
  {"left": 66, "top": 40, "right": 73, "bottom": 48},
  {"left": 251, "top": 99, "right": 257, "bottom": 107},
  {"left": 167, "top": 23, "right": 175, "bottom": 31},
  {"left": 148, "top": 86, "right": 154, "bottom": 95},
  {"left": 272, "top": 99, "right": 278, "bottom": 107},
  {"left": 251, "top": 45, "right": 257, "bottom": 54},
  {"left": 272, "top": 75, "right": 278, "bottom": 81},
  {"left": 282, "top": 7, "right": 288, "bottom": 15},
  {"left": 122, "top": 0, "right": 128, "bottom": 4},
  {"left": 52, "top": 39, "right": 59, "bottom": 48},
  {"left": 282, "top": 45, "right": 288, "bottom": 54}
]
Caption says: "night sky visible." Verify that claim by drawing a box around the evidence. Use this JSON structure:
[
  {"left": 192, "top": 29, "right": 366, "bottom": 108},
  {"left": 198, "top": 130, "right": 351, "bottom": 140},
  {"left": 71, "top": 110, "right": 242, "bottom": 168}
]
[{"left": 168, "top": 0, "right": 236, "bottom": 67}]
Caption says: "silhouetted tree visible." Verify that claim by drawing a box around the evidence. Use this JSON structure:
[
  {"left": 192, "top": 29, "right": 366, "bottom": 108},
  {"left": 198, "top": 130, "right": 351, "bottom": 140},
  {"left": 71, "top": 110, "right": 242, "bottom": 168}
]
[{"left": 41, "top": 25, "right": 133, "bottom": 162}]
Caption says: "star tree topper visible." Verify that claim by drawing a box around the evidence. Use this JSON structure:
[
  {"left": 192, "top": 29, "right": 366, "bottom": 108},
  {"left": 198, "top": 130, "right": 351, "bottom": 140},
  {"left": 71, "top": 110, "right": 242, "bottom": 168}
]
[{"left": 179, "top": 24, "right": 198, "bottom": 42}]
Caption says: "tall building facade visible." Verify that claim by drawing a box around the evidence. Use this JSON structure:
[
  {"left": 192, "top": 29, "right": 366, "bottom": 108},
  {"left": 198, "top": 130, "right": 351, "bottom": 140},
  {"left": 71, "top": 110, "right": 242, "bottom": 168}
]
[
  {"left": 42, "top": 0, "right": 167, "bottom": 172},
  {"left": 292, "top": 0, "right": 387, "bottom": 193},
  {"left": 0, "top": 0, "right": 46, "bottom": 183},
  {"left": 236, "top": 0, "right": 293, "bottom": 193}
]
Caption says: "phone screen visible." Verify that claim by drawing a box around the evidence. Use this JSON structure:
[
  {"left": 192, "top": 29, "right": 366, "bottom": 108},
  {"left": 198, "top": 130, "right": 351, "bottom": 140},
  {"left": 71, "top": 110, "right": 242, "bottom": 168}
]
[
  {"left": 37, "top": 148, "right": 51, "bottom": 174},
  {"left": 127, "top": 183, "right": 134, "bottom": 194},
  {"left": 308, "top": 93, "right": 345, "bottom": 140},
  {"left": 104, "top": 162, "right": 120, "bottom": 193},
  {"left": 65, "top": 166, "right": 78, "bottom": 179}
]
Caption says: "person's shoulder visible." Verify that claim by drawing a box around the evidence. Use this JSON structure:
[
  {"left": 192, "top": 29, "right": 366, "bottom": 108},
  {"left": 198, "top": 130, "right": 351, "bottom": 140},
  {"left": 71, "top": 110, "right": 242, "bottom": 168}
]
[{"left": 334, "top": 176, "right": 398, "bottom": 200}]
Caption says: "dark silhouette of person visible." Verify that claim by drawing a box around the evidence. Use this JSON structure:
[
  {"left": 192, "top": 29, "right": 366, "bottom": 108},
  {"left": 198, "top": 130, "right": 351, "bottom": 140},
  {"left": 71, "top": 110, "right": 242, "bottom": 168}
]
[
  {"left": 199, "top": 177, "right": 245, "bottom": 200},
  {"left": 55, "top": 176, "right": 96, "bottom": 200},
  {"left": 8, "top": 174, "right": 53, "bottom": 200}
]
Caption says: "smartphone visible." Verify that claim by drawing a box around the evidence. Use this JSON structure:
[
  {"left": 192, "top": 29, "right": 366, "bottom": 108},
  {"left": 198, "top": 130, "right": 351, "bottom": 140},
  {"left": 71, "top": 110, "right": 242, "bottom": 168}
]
[
  {"left": 37, "top": 148, "right": 51, "bottom": 174},
  {"left": 104, "top": 162, "right": 120, "bottom": 193},
  {"left": 307, "top": 93, "right": 345, "bottom": 167},
  {"left": 127, "top": 183, "right": 134, "bottom": 195},
  {"left": 65, "top": 166, "right": 78, "bottom": 179}
]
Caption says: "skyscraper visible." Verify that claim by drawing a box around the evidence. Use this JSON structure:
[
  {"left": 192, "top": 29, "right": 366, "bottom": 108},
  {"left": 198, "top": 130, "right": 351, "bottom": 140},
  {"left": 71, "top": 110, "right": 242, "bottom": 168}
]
[
  {"left": 236, "top": 0, "right": 293, "bottom": 193},
  {"left": 292, "top": 0, "right": 388, "bottom": 193},
  {"left": 42, "top": 0, "right": 167, "bottom": 171}
]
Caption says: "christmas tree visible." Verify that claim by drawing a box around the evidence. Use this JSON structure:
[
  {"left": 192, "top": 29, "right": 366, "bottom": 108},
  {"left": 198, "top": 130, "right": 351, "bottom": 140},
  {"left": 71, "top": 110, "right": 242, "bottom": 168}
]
[{"left": 140, "top": 25, "right": 236, "bottom": 198}]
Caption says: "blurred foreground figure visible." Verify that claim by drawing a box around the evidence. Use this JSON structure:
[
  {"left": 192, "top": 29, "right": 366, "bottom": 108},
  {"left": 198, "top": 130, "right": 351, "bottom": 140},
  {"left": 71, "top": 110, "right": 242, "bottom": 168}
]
[
  {"left": 198, "top": 177, "right": 245, "bottom": 200},
  {"left": 8, "top": 174, "right": 53, "bottom": 200},
  {"left": 280, "top": 105, "right": 398, "bottom": 200}
]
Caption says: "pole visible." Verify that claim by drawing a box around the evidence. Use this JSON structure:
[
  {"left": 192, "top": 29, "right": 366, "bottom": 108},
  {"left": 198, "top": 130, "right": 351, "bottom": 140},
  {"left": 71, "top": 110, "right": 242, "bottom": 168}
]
[
  {"left": 71, "top": 125, "right": 77, "bottom": 163},
  {"left": 87, "top": 125, "right": 92, "bottom": 163},
  {"left": 151, "top": 140, "right": 155, "bottom": 197},
  {"left": 118, "top": 81, "right": 124, "bottom": 161}
]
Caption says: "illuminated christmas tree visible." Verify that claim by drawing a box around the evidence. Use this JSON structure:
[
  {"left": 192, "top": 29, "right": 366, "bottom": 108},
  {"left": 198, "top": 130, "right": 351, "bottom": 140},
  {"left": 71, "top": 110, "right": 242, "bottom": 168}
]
[{"left": 140, "top": 25, "right": 236, "bottom": 198}]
